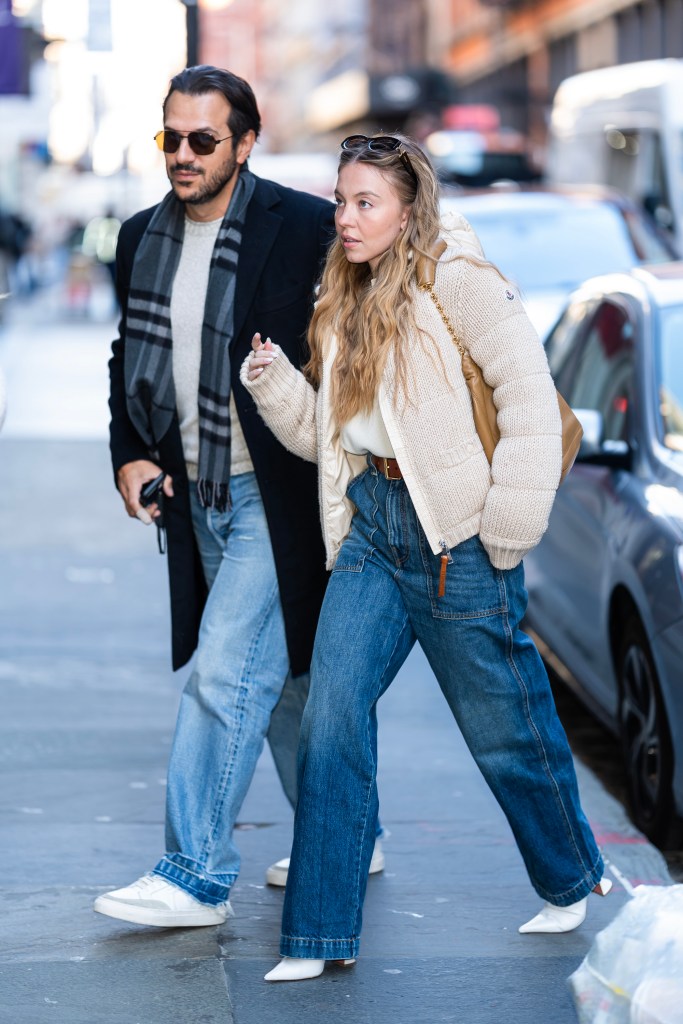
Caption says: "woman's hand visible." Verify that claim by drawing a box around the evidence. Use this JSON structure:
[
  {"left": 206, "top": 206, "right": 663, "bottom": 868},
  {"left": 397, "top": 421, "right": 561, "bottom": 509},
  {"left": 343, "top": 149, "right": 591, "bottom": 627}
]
[{"left": 247, "top": 333, "right": 279, "bottom": 380}]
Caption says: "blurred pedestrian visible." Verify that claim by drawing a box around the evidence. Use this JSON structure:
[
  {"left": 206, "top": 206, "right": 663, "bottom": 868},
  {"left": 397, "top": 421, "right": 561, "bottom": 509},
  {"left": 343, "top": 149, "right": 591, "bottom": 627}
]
[
  {"left": 244, "top": 132, "right": 612, "bottom": 982},
  {"left": 94, "top": 66, "right": 386, "bottom": 929},
  {"left": 0, "top": 210, "right": 14, "bottom": 315},
  {"left": 0, "top": 207, "right": 31, "bottom": 305},
  {"left": 82, "top": 209, "right": 121, "bottom": 303}
]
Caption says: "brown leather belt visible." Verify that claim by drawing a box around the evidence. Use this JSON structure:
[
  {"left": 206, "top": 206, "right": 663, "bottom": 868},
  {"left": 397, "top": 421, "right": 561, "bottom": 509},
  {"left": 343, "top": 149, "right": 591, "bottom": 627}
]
[{"left": 370, "top": 454, "right": 403, "bottom": 480}]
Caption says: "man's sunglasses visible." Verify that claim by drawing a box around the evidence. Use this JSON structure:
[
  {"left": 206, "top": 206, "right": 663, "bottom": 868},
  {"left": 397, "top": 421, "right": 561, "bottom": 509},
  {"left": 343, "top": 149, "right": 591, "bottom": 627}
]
[
  {"left": 341, "top": 134, "right": 418, "bottom": 187},
  {"left": 154, "top": 129, "right": 233, "bottom": 156}
]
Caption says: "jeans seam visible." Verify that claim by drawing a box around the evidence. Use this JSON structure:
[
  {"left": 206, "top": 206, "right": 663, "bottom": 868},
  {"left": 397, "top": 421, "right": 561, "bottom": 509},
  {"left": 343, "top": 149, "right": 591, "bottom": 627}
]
[
  {"left": 387, "top": 481, "right": 409, "bottom": 567},
  {"left": 367, "top": 468, "right": 381, "bottom": 552},
  {"left": 206, "top": 506, "right": 227, "bottom": 549},
  {"left": 159, "top": 855, "right": 222, "bottom": 881},
  {"left": 539, "top": 847, "right": 604, "bottom": 903},
  {"left": 199, "top": 578, "right": 281, "bottom": 863},
  {"left": 335, "top": 472, "right": 379, "bottom": 572},
  {"left": 350, "top": 608, "right": 411, "bottom": 938},
  {"left": 499, "top": 571, "right": 591, "bottom": 880},
  {"left": 432, "top": 607, "right": 506, "bottom": 620},
  {"left": 154, "top": 859, "right": 235, "bottom": 904},
  {"left": 399, "top": 485, "right": 410, "bottom": 564}
]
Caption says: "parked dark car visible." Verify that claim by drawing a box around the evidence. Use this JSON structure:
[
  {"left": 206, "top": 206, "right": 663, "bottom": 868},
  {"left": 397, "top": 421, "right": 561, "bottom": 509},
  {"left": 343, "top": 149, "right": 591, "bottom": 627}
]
[
  {"left": 440, "top": 187, "right": 678, "bottom": 340},
  {"left": 524, "top": 263, "right": 683, "bottom": 847}
]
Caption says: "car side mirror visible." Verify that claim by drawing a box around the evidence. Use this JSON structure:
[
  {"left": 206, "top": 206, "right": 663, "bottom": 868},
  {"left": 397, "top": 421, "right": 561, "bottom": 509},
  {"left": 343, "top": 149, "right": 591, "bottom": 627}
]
[
  {"left": 573, "top": 408, "right": 633, "bottom": 470},
  {"left": 575, "top": 409, "right": 602, "bottom": 452}
]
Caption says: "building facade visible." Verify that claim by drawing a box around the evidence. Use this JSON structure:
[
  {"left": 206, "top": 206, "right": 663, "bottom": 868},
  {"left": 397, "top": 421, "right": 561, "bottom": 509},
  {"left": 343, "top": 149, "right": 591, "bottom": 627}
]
[{"left": 425, "top": 0, "right": 682, "bottom": 158}]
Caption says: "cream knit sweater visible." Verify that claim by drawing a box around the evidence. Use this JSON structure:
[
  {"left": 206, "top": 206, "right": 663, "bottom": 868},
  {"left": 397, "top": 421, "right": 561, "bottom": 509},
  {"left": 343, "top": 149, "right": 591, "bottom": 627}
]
[{"left": 240, "top": 213, "right": 562, "bottom": 571}]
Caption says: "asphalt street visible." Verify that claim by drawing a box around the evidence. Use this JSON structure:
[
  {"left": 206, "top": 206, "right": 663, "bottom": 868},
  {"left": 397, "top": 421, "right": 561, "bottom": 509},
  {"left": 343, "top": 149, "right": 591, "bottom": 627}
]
[{"left": 0, "top": 300, "right": 675, "bottom": 1024}]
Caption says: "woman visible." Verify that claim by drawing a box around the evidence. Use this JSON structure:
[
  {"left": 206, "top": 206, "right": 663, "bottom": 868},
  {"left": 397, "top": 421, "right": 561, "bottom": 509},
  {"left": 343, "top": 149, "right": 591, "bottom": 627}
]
[{"left": 241, "top": 133, "right": 611, "bottom": 982}]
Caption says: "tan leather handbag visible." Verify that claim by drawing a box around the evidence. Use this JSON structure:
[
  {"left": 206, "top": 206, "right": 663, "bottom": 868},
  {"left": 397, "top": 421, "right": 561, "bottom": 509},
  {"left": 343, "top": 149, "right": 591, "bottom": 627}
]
[{"left": 417, "top": 240, "right": 582, "bottom": 484}]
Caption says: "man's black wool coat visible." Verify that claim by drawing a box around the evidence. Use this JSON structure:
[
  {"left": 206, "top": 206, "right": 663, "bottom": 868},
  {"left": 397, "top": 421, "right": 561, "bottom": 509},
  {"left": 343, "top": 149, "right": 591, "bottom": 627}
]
[{"left": 109, "top": 174, "right": 335, "bottom": 674}]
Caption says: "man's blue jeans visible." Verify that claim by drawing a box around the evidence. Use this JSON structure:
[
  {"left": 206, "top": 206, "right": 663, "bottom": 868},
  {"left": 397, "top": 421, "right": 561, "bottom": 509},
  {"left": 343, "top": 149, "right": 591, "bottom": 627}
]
[
  {"left": 153, "top": 472, "right": 302, "bottom": 905},
  {"left": 280, "top": 462, "right": 604, "bottom": 959}
]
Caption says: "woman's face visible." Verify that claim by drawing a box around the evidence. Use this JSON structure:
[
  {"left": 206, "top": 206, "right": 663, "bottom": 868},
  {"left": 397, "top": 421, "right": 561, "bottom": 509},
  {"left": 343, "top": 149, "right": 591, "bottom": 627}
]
[{"left": 334, "top": 161, "right": 410, "bottom": 274}]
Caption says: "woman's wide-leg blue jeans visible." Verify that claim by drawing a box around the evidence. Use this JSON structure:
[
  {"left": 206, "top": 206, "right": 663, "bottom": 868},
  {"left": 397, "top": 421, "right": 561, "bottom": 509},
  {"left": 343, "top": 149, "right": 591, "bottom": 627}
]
[{"left": 280, "top": 463, "right": 603, "bottom": 959}]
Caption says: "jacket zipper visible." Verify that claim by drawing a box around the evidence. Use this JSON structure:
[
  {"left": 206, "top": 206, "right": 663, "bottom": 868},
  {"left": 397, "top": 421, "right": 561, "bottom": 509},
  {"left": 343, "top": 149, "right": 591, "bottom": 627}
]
[{"left": 438, "top": 540, "right": 452, "bottom": 598}]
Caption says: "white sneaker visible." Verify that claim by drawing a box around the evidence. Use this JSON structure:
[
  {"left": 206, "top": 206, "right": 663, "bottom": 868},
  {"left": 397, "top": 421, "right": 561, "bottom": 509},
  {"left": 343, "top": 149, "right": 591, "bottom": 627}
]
[
  {"left": 266, "top": 839, "right": 385, "bottom": 887},
  {"left": 93, "top": 874, "right": 233, "bottom": 927}
]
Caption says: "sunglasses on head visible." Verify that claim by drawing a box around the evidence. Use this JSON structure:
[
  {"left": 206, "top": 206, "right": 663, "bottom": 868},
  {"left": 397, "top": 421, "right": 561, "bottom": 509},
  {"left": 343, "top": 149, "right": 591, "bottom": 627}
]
[
  {"left": 154, "top": 129, "right": 233, "bottom": 156},
  {"left": 340, "top": 134, "right": 418, "bottom": 187}
]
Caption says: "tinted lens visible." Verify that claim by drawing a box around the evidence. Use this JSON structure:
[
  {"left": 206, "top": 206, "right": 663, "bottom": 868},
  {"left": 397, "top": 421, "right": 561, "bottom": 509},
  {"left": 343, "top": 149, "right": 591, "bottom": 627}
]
[
  {"left": 366, "top": 137, "right": 401, "bottom": 153},
  {"left": 155, "top": 130, "right": 177, "bottom": 153},
  {"left": 154, "top": 130, "right": 218, "bottom": 155},
  {"left": 187, "top": 132, "right": 217, "bottom": 155},
  {"left": 340, "top": 135, "right": 369, "bottom": 151}
]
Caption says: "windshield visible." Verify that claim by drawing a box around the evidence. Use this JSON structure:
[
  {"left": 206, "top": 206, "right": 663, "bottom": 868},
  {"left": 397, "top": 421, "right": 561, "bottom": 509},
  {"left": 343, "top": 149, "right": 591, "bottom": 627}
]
[
  {"left": 657, "top": 305, "right": 683, "bottom": 452},
  {"left": 455, "top": 202, "right": 668, "bottom": 292}
]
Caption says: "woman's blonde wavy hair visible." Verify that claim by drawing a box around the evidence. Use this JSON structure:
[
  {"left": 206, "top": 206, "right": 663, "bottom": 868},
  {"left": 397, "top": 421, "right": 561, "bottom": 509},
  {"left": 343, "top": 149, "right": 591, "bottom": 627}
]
[{"left": 303, "top": 133, "right": 442, "bottom": 425}]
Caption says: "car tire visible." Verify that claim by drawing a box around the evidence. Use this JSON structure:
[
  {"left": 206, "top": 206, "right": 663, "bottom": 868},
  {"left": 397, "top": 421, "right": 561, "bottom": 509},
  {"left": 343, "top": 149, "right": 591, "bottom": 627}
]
[{"left": 617, "top": 614, "right": 683, "bottom": 848}]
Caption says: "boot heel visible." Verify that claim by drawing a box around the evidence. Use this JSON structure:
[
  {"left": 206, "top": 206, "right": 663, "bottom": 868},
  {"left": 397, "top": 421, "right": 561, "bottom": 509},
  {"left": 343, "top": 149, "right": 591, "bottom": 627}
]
[{"left": 520, "top": 875, "right": 613, "bottom": 934}]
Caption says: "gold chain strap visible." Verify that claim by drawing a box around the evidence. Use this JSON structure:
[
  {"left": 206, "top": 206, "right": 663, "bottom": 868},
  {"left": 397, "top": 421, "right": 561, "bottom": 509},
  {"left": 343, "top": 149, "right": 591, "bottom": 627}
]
[{"left": 420, "top": 281, "right": 465, "bottom": 357}]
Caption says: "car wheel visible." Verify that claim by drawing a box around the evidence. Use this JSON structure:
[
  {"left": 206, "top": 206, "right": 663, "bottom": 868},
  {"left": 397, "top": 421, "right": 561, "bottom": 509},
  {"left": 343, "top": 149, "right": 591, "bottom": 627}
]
[{"left": 617, "top": 615, "right": 682, "bottom": 848}]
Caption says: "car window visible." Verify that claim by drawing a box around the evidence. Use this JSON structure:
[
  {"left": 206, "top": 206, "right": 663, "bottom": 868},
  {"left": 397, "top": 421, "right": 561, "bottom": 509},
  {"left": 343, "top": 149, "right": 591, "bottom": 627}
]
[
  {"left": 622, "top": 208, "right": 674, "bottom": 263},
  {"left": 605, "top": 129, "right": 675, "bottom": 238},
  {"left": 453, "top": 203, "right": 640, "bottom": 292},
  {"left": 657, "top": 305, "right": 683, "bottom": 452},
  {"left": 545, "top": 299, "right": 598, "bottom": 387},
  {"left": 561, "top": 301, "right": 636, "bottom": 443}
]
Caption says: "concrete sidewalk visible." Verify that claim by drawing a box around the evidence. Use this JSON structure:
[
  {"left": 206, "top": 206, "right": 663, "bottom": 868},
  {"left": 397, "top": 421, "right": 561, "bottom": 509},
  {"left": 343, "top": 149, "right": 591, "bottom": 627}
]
[{"left": 0, "top": 436, "right": 673, "bottom": 1024}]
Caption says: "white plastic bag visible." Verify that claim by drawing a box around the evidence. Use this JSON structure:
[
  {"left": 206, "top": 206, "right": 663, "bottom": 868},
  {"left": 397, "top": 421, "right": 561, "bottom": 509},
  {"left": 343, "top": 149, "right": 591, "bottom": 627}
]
[{"left": 569, "top": 885, "right": 683, "bottom": 1023}]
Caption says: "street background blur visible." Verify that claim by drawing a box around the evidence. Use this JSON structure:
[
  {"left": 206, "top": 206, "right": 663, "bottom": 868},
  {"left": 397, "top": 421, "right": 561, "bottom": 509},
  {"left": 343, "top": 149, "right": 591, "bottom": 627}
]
[
  {"left": 2, "top": 1, "right": 683, "bottom": 1022},
  {"left": 2, "top": 0, "right": 683, "bottom": 313}
]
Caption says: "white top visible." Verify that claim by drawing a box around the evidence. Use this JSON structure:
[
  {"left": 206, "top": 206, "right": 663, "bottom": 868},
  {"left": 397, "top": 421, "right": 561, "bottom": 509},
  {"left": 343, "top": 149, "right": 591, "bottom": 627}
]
[
  {"left": 170, "top": 216, "right": 253, "bottom": 480},
  {"left": 340, "top": 401, "right": 395, "bottom": 458}
]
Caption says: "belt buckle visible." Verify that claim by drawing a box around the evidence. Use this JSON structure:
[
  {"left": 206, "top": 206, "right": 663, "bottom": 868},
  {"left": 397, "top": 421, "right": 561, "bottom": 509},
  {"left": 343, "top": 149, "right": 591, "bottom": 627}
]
[{"left": 382, "top": 457, "right": 401, "bottom": 481}]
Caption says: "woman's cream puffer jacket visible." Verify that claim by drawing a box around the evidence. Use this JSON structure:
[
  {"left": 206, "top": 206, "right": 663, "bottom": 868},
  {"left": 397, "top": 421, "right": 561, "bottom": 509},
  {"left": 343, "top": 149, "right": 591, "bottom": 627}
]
[{"left": 240, "top": 212, "right": 562, "bottom": 571}]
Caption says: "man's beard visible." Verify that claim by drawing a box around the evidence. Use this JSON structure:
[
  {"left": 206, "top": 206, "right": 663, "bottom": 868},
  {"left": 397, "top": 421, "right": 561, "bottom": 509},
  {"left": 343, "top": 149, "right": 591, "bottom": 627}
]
[{"left": 169, "top": 151, "right": 238, "bottom": 206}]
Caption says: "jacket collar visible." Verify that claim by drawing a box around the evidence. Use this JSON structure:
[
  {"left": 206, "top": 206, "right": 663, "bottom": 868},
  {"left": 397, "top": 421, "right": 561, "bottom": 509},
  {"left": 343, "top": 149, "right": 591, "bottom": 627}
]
[{"left": 233, "top": 175, "right": 284, "bottom": 342}]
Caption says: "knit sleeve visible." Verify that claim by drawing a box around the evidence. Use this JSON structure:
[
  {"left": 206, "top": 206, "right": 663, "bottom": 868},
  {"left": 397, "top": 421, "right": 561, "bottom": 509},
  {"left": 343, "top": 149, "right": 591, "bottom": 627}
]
[
  {"left": 239, "top": 346, "right": 318, "bottom": 463},
  {"left": 456, "top": 260, "right": 562, "bottom": 569}
]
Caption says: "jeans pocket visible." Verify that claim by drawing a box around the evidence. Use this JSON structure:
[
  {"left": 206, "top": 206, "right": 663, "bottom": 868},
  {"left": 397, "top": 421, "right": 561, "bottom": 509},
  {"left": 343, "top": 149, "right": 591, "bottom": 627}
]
[
  {"left": 333, "top": 470, "right": 375, "bottom": 572},
  {"left": 421, "top": 534, "right": 507, "bottom": 620},
  {"left": 346, "top": 468, "right": 369, "bottom": 501},
  {"left": 332, "top": 528, "right": 369, "bottom": 571}
]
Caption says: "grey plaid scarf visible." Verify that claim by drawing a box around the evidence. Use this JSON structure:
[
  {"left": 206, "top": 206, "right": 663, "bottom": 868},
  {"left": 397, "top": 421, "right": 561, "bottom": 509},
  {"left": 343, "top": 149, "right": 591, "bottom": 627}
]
[{"left": 124, "top": 169, "right": 256, "bottom": 509}]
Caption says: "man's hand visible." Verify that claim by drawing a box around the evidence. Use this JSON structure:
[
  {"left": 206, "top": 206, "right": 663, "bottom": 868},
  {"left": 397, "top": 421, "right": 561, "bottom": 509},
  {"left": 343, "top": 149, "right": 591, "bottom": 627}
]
[{"left": 117, "top": 460, "right": 174, "bottom": 524}]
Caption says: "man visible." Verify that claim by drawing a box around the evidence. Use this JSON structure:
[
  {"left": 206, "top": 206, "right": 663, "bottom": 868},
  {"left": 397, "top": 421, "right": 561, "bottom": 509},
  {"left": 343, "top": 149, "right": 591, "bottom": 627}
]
[{"left": 95, "top": 65, "right": 383, "bottom": 928}]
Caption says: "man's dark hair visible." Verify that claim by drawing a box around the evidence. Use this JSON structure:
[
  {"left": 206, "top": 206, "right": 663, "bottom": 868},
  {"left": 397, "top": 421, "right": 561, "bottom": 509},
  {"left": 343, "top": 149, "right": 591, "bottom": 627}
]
[{"left": 163, "top": 65, "right": 261, "bottom": 142}]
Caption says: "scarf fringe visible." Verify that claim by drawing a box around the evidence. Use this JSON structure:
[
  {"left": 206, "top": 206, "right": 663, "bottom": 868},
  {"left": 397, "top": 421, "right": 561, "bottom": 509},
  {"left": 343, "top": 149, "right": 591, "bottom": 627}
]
[{"left": 197, "top": 478, "right": 231, "bottom": 512}]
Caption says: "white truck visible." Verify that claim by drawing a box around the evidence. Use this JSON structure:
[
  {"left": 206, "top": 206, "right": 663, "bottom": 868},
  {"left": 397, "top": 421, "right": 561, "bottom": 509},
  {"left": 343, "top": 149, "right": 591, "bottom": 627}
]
[{"left": 546, "top": 59, "right": 683, "bottom": 245}]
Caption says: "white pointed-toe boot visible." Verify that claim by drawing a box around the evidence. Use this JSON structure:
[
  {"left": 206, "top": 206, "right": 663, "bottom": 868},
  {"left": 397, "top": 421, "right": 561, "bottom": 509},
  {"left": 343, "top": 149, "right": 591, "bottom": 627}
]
[
  {"left": 519, "top": 877, "right": 613, "bottom": 934},
  {"left": 264, "top": 957, "right": 356, "bottom": 982}
]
